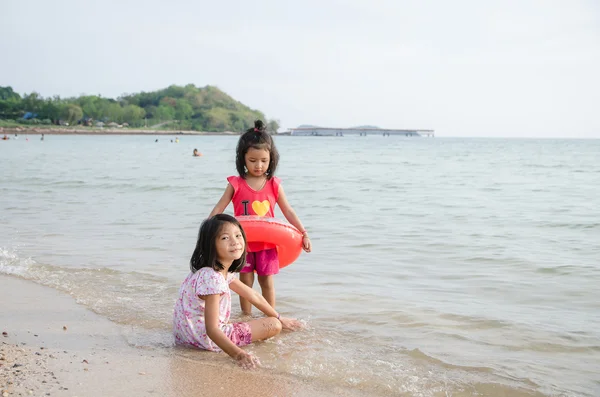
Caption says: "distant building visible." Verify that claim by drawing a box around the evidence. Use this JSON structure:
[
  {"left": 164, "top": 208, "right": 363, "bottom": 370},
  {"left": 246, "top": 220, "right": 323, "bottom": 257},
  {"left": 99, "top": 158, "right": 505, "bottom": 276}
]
[{"left": 287, "top": 126, "right": 434, "bottom": 137}]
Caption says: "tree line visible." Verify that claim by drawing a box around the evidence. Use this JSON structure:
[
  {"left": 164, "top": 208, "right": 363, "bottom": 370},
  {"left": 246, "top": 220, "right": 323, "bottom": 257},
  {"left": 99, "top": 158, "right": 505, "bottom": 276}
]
[{"left": 0, "top": 84, "right": 280, "bottom": 133}]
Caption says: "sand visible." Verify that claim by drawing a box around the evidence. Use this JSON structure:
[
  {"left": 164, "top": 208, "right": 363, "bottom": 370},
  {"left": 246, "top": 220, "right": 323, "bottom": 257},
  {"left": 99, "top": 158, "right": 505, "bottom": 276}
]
[{"left": 0, "top": 275, "right": 349, "bottom": 397}]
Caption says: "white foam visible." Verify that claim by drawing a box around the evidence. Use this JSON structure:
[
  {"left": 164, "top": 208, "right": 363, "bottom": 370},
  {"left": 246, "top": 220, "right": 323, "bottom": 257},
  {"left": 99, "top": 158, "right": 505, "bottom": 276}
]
[{"left": 0, "top": 247, "right": 31, "bottom": 276}]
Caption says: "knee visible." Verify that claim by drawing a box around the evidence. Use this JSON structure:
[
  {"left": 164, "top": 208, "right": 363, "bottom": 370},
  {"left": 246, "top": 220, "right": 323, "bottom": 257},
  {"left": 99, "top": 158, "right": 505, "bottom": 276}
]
[
  {"left": 258, "top": 317, "right": 282, "bottom": 339},
  {"left": 271, "top": 318, "right": 282, "bottom": 335}
]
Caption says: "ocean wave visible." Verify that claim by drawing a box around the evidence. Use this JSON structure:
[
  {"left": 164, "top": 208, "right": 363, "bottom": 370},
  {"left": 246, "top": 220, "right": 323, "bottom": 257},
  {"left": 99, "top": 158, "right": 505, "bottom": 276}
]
[
  {"left": 538, "top": 221, "right": 600, "bottom": 230},
  {"left": 0, "top": 250, "right": 177, "bottom": 331},
  {"left": 0, "top": 247, "right": 31, "bottom": 276},
  {"left": 0, "top": 248, "right": 582, "bottom": 397},
  {"left": 7, "top": 179, "right": 198, "bottom": 193}
]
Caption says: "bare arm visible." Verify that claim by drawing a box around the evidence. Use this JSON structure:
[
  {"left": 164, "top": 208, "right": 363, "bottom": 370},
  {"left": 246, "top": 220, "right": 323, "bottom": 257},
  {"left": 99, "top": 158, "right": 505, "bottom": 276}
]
[
  {"left": 208, "top": 184, "right": 234, "bottom": 217},
  {"left": 203, "top": 294, "right": 258, "bottom": 368},
  {"left": 230, "top": 279, "right": 278, "bottom": 317},
  {"left": 277, "top": 186, "right": 312, "bottom": 252},
  {"left": 203, "top": 294, "right": 246, "bottom": 358},
  {"left": 230, "top": 279, "right": 303, "bottom": 331}
]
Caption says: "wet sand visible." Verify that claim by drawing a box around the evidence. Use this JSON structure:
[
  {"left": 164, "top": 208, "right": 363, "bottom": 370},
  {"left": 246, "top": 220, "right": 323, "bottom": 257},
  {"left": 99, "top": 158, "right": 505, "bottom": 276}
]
[{"left": 0, "top": 275, "right": 349, "bottom": 397}]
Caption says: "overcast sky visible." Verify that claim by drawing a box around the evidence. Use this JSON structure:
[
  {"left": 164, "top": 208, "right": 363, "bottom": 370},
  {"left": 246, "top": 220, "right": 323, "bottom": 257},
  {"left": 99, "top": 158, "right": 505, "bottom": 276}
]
[{"left": 1, "top": 0, "right": 599, "bottom": 137}]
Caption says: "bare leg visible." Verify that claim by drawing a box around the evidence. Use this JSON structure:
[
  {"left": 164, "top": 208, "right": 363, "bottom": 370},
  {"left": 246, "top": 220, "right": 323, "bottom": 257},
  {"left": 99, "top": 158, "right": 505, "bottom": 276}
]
[
  {"left": 239, "top": 272, "right": 254, "bottom": 315},
  {"left": 247, "top": 317, "right": 282, "bottom": 342},
  {"left": 257, "top": 275, "right": 275, "bottom": 309}
]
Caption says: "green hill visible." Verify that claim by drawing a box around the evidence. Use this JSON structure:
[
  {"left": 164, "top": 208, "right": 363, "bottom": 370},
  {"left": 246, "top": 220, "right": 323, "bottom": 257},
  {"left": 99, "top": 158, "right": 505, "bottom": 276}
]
[{"left": 0, "top": 84, "right": 271, "bottom": 132}]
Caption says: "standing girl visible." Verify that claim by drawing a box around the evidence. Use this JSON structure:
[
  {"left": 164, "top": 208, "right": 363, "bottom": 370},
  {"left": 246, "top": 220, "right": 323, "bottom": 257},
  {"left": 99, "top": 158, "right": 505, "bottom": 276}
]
[
  {"left": 173, "top": 214, "right": 302, "bottom": 368},
  {"left": 209, "top": 120, "right": 311, "bottom": 314}
]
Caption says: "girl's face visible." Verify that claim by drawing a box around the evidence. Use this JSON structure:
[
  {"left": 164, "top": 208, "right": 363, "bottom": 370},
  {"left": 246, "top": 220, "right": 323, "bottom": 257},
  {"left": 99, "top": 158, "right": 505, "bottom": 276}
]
[
  {"left": 245, "top": 147, "right": 270, "bottom": 177},
  {"left": 215, "top": 223, "right": 245, "bottom": 265}
]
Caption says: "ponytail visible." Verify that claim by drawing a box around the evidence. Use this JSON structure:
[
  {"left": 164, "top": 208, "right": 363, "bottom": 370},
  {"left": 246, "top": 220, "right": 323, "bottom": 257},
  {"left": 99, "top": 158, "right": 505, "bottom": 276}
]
[{"left": 249, "top": 120, "right": 265, "bottom": 134}]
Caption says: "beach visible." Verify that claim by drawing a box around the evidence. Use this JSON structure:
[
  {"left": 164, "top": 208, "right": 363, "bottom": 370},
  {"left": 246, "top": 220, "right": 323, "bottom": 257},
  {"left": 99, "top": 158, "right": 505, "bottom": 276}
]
[
  {"left": 1, "top": 135, "right": 599, "bottom": 397},
  {"left": 0, "top": 275, "right": 354, "bottom": 397}
]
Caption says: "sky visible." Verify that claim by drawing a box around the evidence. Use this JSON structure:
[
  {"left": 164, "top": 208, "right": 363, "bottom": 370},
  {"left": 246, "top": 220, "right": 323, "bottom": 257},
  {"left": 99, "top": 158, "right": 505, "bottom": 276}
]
[{"left": 1, "top": 0, "right": 599, "bottom": 138}]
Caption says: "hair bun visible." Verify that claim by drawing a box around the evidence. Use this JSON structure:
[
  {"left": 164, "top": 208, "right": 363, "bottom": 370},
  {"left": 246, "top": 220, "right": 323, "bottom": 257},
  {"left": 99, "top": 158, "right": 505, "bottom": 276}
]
[{"left": 254, "top": 120, "right": 264, "bottom": 130}]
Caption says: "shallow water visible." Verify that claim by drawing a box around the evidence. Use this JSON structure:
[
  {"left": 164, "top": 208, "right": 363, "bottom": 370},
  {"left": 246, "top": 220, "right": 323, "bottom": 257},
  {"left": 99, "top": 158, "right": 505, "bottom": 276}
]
[{"left": 1, "top": 135, "right": 599, "bottom": 396}]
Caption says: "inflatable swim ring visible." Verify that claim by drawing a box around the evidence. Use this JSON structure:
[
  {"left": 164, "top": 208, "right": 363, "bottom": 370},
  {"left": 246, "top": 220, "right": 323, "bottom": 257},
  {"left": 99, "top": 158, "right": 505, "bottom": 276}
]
[{"left": 237, "top": 216, "right": 302, "bottom": 269}]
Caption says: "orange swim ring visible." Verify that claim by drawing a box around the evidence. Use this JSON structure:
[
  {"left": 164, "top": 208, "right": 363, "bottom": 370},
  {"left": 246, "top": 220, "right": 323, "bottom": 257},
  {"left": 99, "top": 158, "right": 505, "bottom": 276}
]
[{"left": 237, "top": 216, "right": 303, "bottom": 269}]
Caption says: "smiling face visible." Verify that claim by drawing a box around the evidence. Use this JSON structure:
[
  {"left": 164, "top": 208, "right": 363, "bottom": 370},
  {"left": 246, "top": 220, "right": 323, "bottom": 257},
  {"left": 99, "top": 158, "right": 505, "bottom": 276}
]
[
  {"left": 215, "top": 222, "right": 245, "bottom": 266},
  {"left": 245, "top": 147, "right": 271, "bottom": 177}
]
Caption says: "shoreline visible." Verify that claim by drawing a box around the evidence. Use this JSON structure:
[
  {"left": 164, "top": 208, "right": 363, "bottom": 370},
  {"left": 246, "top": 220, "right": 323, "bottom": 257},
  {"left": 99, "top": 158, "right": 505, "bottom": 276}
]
[
  {"left": 0, "top": 126, "right": 240, "bottom": 136},
  {"left": 0, "top": 275, "right": 353, "bottom": 397}
]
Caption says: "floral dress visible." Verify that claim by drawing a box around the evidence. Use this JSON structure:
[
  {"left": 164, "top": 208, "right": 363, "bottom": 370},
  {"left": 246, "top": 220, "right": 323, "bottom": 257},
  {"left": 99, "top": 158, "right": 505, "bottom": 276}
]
[{"left": 173, "top": 267, "right": 251, "bottom": 351}]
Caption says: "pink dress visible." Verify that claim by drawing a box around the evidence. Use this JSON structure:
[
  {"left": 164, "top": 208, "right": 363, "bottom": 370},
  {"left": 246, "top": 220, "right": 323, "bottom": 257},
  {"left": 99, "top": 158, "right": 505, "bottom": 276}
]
[
  {"left": 227, "top": 175, "right": 282, "bottom": 275},
  {"left": 227, "top": 175, "right": 281, "bottom": 252},
  {"left": 173, "top": 267, "right": 251, "bottom": 351}
]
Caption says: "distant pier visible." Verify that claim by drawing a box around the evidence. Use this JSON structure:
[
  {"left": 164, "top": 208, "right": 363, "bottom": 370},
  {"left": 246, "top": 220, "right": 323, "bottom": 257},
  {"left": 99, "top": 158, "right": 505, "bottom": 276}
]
[{"left": 286, "top": 127, "right": 434, "bottom": 137}]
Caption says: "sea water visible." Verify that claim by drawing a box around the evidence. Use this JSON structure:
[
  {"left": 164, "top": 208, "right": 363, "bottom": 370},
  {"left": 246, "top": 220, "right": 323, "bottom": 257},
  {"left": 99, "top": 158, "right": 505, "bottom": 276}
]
[{"left": 1, "top": 135, "right": 599, "bottom": 396}]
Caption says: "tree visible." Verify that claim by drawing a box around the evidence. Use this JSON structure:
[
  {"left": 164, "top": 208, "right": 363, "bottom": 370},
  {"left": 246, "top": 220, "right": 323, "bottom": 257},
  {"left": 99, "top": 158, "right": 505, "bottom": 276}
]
[
  {"left": 22, "top": 92, "right": 44, "bottom": 114},
  {"left": 144, "top": 105, "right": 158, "bottom": 119},
  {"left": 154, "top": 105, "right": 175, "bottom": 121},
  {"left": 163, "top": 85, "right": 186, "bottom": 98},
  {"left": 104, "top": 102, "right": 124, "bottom": 123},
  {"left": 78, "top": 96, "right": 104, "bottom": 119},
  {"left": 204, "top": 108, "right": 229, "bottom": 131},
  {"left": 267, "top": 119, "right": 280, "bottom": 134},
  {"left": 175, "top": 101, "right": 193, "bottom": 121},
  {"left": 160, "top": 96, "right": 177, "bottom": 107},
  {"left": 0, "top": 87, "right": 24, "bottom": 118},
  {"left": 0, "top": 86, "right": 21, "bottom": 101},
  {"left": 39, "top": 96, "right": 64, "bottom": 122},
  {"left": 122, "top": 105, "right": 146, "bottom": 125},
  {"left": 0, "top": 84, "right": 272, "bottom": 132},
  {"left": 62, "top": 104, "right": 83, "bottom": 125}
]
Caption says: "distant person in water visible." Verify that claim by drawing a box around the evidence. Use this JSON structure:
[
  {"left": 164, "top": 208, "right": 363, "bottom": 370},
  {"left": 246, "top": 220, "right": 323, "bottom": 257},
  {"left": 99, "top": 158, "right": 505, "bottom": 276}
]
[
  {"left": 155, "top": 139, "right": 159, "bottom": 142},
  {"left": 193, "top": 149, "right": 202, "bottom": 157},
  {"left": 41, "top": 134, "right": 44, "bottom": 141}
]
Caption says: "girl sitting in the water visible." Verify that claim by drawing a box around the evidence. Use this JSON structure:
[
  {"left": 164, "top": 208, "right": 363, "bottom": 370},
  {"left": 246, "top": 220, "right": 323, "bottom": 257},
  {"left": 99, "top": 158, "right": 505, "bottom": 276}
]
[{"left": 173, "top": 214, "right": 302, "bottom": 368}]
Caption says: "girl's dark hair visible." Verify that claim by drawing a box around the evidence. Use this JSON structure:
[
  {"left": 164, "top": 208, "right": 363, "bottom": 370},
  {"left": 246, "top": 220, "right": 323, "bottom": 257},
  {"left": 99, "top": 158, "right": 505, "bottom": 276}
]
[
  {"left": 235, "top": 120, "right": 279, "bottom": 179},
  {"left": 190, "top": 214, "right": 247, "bottom": 273}
]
